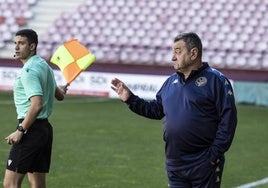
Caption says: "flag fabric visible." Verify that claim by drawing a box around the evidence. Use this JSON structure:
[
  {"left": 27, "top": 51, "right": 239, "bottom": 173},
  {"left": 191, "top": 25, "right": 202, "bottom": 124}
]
[{"left": 50, "top": 39, "right": 96, "bottom": 84}]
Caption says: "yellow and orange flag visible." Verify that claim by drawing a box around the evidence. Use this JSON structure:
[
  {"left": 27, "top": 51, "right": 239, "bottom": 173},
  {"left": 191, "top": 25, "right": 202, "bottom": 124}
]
[{"left": 50, "top": 39, "right": 96, "bottom": 84}]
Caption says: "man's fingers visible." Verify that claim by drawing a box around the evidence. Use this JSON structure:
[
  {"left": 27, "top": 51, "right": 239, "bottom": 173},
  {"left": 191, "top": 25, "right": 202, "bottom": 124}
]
[
  {"left": 5, "top": 137, "right": 12, "bottom": 145},
  {"left": 111, "top": 86, "right": 117, "bottom": 91},
  {"left": 111, "top": 78, "right": 122, "bottom": 86},
  {"left": 111, "top": 78, "right": 126, "bottom": 95}
]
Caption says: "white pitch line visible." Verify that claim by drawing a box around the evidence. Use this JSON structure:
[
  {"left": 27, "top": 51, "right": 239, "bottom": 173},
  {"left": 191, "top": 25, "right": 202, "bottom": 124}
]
[{"left": 235, "top": 178, "right": 268, "bottom": 188}]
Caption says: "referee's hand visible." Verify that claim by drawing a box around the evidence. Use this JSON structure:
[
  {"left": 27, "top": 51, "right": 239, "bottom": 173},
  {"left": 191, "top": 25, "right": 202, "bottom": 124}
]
[{"left": 5, "top": 131, "right": 23, "bottom": 145}]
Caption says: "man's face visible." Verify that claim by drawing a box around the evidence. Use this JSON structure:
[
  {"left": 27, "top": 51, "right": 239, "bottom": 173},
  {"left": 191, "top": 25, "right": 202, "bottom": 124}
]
[
  {"left": 14, "top": 35, "right": 33, "bottom": 62},
  {"left": 171, "top": 40, "right": 193, "bottom": 73}
]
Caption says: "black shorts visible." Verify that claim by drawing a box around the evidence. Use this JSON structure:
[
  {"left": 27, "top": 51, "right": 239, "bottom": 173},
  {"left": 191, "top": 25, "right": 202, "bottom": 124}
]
[{"left": 6, "top": 119, "right": 53, "bottom": 174}]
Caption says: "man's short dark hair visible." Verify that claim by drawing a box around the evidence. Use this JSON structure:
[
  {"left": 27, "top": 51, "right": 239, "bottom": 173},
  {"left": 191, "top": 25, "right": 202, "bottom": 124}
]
[
  {"left": 16, "top": 29, "right": 38, "bottom": 46},
  {"left": 174, "top": 32, "right": 202, "bottom": 58}
]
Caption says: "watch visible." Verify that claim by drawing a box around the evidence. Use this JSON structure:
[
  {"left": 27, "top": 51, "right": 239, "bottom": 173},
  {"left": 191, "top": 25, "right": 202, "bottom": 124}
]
[{"left": 17, "top": 124, "right": 26, "bottom": 133}]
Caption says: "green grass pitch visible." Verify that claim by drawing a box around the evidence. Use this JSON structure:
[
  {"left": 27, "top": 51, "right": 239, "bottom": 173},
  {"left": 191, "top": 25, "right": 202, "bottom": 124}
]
[{"left": 0, "top": 91, "right": 267, "bottom": 188}]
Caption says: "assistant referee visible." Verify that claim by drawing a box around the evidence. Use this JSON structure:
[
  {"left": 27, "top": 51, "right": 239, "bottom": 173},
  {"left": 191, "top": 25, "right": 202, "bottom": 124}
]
[{"left": 3, "top": 29, "right": 68, "bottom": 188}]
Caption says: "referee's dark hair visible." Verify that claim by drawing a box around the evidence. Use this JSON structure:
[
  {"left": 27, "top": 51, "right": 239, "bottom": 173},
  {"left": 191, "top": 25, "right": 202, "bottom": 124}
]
[
  {"left": 16, "top": 29, "right": 38, "bottom": 47},
  {"left": 174, "top": 32, "right": 202, "bottom": 58}
]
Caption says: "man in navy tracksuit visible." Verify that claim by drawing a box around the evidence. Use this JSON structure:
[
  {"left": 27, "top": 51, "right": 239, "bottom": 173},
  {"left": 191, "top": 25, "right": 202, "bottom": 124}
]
[{"left": 111, "top": 32, "right": 237, "bottom": 188}]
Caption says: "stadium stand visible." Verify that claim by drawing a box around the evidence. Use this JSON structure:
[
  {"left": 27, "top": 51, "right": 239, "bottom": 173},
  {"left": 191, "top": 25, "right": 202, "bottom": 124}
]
[
  {"left": 0, "top": 0, "right": 267, "bottom": 71},
  {"left": 0, "top": 0, "right": 35, "bottom": 48}
]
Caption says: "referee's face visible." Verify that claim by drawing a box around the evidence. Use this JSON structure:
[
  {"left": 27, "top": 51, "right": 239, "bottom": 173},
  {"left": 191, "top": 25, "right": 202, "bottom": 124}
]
[{"left": 14, "top": 36, "right": 35, "bottom": 64}]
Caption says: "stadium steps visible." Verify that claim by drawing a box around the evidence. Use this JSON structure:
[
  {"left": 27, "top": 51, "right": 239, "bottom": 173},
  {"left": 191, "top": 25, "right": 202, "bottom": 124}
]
[
  {"left": 27, "top": 0, "right": 85, "bottom": 35},
  {"left": 0, "top": 0, "right": 84, "bottom": 58}
]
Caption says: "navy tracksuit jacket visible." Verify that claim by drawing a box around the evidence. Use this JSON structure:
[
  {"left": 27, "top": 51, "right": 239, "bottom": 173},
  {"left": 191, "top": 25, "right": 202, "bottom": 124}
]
[{"left": 125, "top": 63, "right": 237, "bottom": 171}]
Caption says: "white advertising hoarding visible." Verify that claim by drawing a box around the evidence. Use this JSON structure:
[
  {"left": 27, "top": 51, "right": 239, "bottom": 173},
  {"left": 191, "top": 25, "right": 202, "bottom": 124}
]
[{"left": 0, "top": 67, "right": 168, "bottom": 100}]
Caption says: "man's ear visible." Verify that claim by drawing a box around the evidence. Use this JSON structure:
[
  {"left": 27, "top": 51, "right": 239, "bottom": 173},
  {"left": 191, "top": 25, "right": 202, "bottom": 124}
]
[
  {"left": 30, "top": 43, "right": 36, "bottom": 51},
  {"left": 190, "top": 47, "right": 198, "bottom": 60}
]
